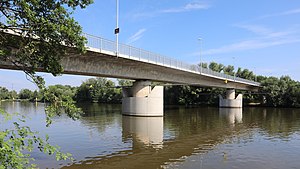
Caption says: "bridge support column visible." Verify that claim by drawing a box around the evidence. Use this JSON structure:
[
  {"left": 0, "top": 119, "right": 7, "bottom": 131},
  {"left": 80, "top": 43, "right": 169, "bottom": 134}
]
[
  {"left": 219, "top": 89, "right": 243, "bottom": 108},
  {"left": 122, "top": 80, "right": 164, "bottom": 116}
]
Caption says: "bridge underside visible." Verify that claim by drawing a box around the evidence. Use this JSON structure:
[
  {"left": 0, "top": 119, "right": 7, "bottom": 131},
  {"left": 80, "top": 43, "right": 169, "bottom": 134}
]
[
  {"left": 0, "top": 49, "right": 258, "bottom": 91},
  {"left": 0, "top": 44, "right": 259, "bottom": 115},
  {"left": 63, "top": 51, "right": 258, "bottom": 91}
]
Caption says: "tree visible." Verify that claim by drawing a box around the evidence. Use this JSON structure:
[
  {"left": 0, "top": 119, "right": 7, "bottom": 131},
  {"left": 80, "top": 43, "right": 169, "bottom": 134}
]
[
  {"left": 236, "top": 67, "right": 242, "bottom": 77},
  {"left": 261, "top": 76, "right": 300, "bottom": 107},
  {"left": 44, "top": 85, "right": 76, "bottom": 102},
  {"left": 0, "top": 0, "right": 93, "bottom": 168},
  {"left": 197, "top": 62, "right": 208, "bottom": 69},
  {"left": 31, "top": 90, "right": 41, "bottom": 101},
  {"left": 18, "top": 88, "right": 33, "bottom": 100},
  {"left": 1, "top": 0, "right": 92, "bottom": 85},
  {"left": 223, "top": 65, "right": 235, "bottom": 76},
  {"left": 75, "top": 78, "right": 122, "bottom": 103},
  {"left": 209, "top": 62, "right": 224, "bottom": 72},
  {"left": 0, "top": 86, "right": 9, "bottom": 100},
  {"left": 236, "top": 68, "right": 255, "bottom": 80},
  {"left": 9, "top": 90, "right": 18, "bottom": 100},
  {"left": 118, "top": 79, "right": 134, "bottom": 86}
]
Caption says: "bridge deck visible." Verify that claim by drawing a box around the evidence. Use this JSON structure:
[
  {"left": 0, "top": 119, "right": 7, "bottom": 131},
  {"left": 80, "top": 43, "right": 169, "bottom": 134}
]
[
  {"left": 83, "top": 33, "right": 260, "bottom": 87},
  {"left": 0, "top": 22, "right": 260, "bottom": 91}
]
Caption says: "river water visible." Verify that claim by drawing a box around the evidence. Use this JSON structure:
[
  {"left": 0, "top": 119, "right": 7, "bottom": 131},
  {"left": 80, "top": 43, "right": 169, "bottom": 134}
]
[{"left": 1, "top": 101, "right": 300, "bottom": 169}]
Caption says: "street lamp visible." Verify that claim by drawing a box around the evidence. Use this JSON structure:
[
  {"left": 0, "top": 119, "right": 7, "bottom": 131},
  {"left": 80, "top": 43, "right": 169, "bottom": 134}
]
[
  {"left": 115, "top": 0, "right": 120, "bottom": 57},
  {"left": 198, "top": 38, "right": 202, "bottom": 73}
]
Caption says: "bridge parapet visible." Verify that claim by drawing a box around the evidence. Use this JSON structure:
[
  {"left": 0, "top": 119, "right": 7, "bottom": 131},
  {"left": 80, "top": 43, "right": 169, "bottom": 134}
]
[
  {"left": 83, "top": 33, "right": 260, "bottom": 87},
  {"left": 0, "top": 16, "right": 260, "bottom": 88}
]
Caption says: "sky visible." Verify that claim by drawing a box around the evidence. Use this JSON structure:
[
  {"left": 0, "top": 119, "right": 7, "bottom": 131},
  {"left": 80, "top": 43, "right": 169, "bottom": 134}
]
[{"left": 1, "top": 0, "right": 300, "bottom": 91}]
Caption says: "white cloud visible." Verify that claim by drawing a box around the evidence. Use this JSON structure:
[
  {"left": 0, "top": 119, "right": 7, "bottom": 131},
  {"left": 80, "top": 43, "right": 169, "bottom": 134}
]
[
  {"left": 210, "top": 7, "right": 300, "bottom": 56},
  {"left": 127, "top": 28, "right": 147, "bottom": 44},
  {"left": 132, "top": 2, "right": 210, "bottom": 19},
  {"left": 202, "top": 38, "right": 300, "bottom": 55},
  {"left": 199, "top": 25, "right": 300, "bottom": 55},
  {"left": 281, "top": 8, "right": 300, "bottom": 15},
  {"left": 258, "top": 8, "right": 300, "bottom": 19},
  {"left": 236, "top": 8, "right": 300, "bottom": 25},
  {"left": 161, "top": 2, "right": 210, "bottom": 13},
  {"left": 234, "top": 24, "right": 272, "bottom": 36},
  {"left": 235, "top": 24, "right": 297, "bottom": 38}
]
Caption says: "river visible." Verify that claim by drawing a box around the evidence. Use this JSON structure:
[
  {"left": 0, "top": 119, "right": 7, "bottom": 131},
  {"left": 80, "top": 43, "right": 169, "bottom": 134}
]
[{"left": 1, "top": 101, "right": 300, "bottom": 169}]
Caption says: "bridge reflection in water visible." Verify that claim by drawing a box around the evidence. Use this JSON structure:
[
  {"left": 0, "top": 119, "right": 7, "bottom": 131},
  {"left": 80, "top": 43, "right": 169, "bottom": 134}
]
[
  {"left": 63, "top": 108, "right": 245, "bottom": 169},
  {"left": 122, "top": 116, "right": 164, "bottom": 149},
  {"left": 219, "top": 108, "right": 243, "bottom": 125},
  {"left": 3, "top": 102, "right": 300, "bottom": 169}
]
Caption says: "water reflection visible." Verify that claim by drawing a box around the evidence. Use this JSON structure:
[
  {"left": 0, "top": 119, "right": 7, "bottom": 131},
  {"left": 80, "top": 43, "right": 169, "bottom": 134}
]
[
  {"left": 0, "top": 101, "right": 43, "bottom": 117},
  {"left": 219, "top": 108, "right": 243, "bottom": 124},
  {"left": 122, "top": 116, "right": 163, "bottom": 149},
  {"left": 2, "top": 102, "right": 300, "bottom": 169}
]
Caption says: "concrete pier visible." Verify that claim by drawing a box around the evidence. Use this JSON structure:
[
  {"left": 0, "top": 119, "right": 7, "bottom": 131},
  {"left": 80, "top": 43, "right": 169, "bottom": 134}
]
[
  {"left": 219, "top": 108, "right": 243, "bottom": 124},
  {"left": 122, "top": 116, "right": 163, "bottom": 149},
  {"left": 122, "top": 80, "right": 164, "bottom": 116},
  {"left": 219, "top": 89, "right": 243, "bottom": 108}
]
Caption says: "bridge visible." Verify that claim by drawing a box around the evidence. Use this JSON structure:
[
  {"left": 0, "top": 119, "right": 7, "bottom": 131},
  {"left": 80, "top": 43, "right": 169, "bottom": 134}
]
[{"left": 0, "top": 29, "right": 260, "bottom": 116}]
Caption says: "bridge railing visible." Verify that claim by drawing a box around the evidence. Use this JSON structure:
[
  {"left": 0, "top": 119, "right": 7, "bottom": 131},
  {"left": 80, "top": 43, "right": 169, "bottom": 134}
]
[
  {"left": 83, "top": 33, "right": 260, "bottom": 86},
  {"left": 1, "top": 15, "right": 259, "bottom": 86}
]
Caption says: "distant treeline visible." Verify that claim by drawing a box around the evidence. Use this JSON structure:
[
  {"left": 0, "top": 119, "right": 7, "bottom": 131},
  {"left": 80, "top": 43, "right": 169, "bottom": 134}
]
[
  {"left": 0, "top": 78, "right": 125, "bottom": 103},
  {"left": 1, "top": 62, "right": 300, "bottom": 108}
]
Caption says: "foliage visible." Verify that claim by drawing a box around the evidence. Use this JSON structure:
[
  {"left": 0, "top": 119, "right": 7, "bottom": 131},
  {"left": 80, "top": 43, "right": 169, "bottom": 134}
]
[
  {"left": 208, "top": 62, "right": 224, "bottom": 72},
  {"left": 259, "top": 76, "right": 300, "bottom": 107},
  {"left": 42, "top": 85, "right": 77, "bottom": 102},
  {"left": 167, "top": 61, "right": 300, "bottom": 107},
  {"left": 237, "top": 68, "right": 255, "bottom": 80},
  {"left": 0, "top": 87, "right": 18, "bottom": 100},
  {"left": 0, "top": 110, "right": 72, "bottom": 169},
  {"left": 223, "top": 65, "right": 235, "bottom": 76},
  {"left": 118, "top": 79, "right": 134, "bottom": 86},
  {"left": 198, "top": 62, "right": 208, "bottom": 69},
  {"left": 0, "top": 0, "right": 93, "bottom": 168},
  {"left": 43, "top": 85, "right": 82, "bottom": 126},
  {"left": 18, "top": 89, "right": 33, "bottom": 100},
  {"left": 164, "top": 85, "right": 224, "bottom": 106},
  {"left": 75, "top": 78, "right": 122, "bottom": 103},
  {"left": 0, "top": 0, "right": 92, "bottom": 85},
  {"left": 0, "top": 87, "right": 10, "bottom": 100},
  {"left": 31, "top": 90, "right": 40, "bottom": 101},
  {"left": 9, "top": 90, "right": 18, "bottom": 100}
]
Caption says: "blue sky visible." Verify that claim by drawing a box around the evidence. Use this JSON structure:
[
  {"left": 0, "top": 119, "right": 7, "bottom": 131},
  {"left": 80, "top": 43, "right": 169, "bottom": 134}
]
[{"left": 1, "top": 0, "right": 300, "bottom": 91}]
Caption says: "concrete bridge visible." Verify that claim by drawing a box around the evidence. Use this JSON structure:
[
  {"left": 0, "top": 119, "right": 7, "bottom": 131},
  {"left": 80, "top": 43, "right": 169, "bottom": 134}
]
[{"left": 0, "top": 31, "right": 260, "bottom": 116}]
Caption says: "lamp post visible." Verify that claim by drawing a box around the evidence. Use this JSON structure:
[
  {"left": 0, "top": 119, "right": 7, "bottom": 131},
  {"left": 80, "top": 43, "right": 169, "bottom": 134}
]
[
  {"left": 198, "top": 38, "right": 202, "bottom": 73},
  {"left": 115, "top": 0, "right": 119, "bottom": 57}
]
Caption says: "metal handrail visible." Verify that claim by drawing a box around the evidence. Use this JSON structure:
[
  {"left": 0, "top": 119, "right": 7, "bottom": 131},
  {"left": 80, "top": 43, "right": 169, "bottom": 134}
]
[
  {"left": 0, "top": 16, "right": 260, "bottom": 86},
  {"left": 83, "top": 33, "right": 260, "bottom": 86}
]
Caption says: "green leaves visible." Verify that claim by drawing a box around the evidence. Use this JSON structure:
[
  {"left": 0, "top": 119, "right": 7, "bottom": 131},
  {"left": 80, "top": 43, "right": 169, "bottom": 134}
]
[
  {"left": 0, "top": 110, "right": 73, "bottom": 169},
  {"left": 1, "top": 0, "right": 93, "bottom": 168},
  {"left": 75, "top": 78, "right": 123, "bottom": 103},
  {"left": 43, "top": 85, "right": 83, "bottom": 126},
  {"left": 260, "top": 76, "right": 300, "bottom": 107},
  {"left": 1, "top": 0, "right": 91, "bottom": 77}
]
